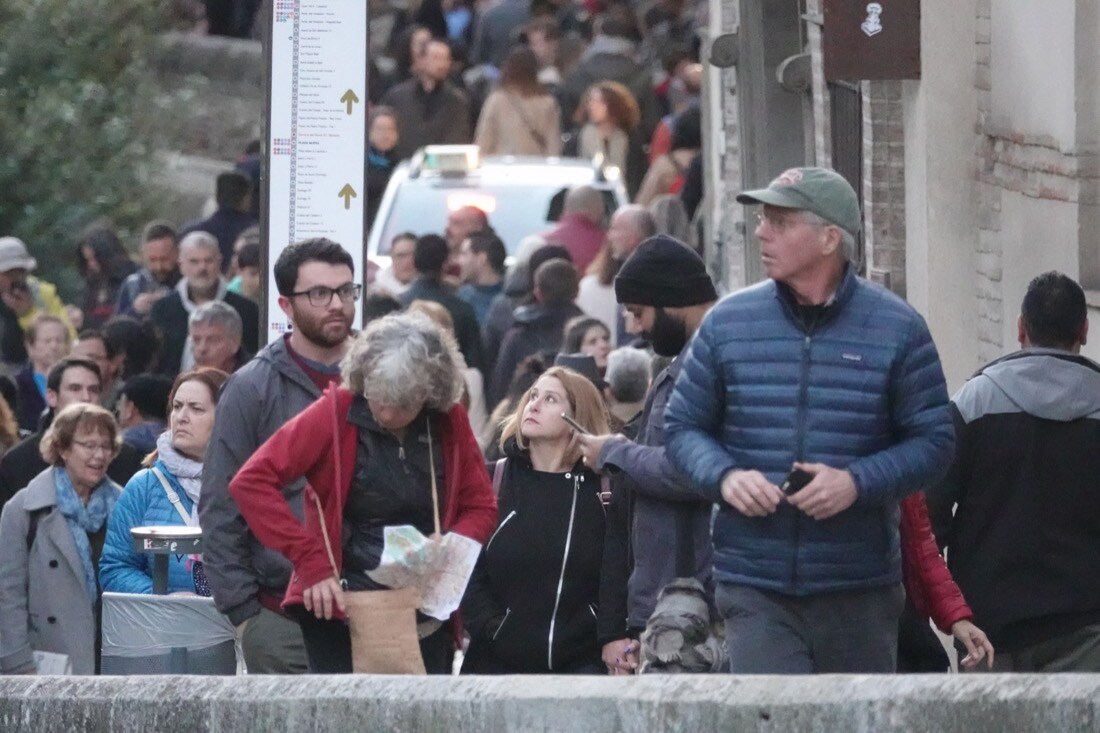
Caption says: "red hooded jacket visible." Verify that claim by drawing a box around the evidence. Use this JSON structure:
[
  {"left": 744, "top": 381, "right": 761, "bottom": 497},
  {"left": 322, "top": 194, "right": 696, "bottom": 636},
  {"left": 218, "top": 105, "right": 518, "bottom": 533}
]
[
  {"left": 900, "top": 491, "right": 971, "bottom": 633},
  {"left": 229, "top": 386, "right": 498, "bottom": 618}
]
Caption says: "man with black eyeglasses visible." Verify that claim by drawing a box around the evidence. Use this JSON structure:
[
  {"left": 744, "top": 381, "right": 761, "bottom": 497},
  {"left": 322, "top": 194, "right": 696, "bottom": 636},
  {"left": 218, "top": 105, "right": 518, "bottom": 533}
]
[{"left": 199, "top": 238, "right": 358, "bottom": 674}]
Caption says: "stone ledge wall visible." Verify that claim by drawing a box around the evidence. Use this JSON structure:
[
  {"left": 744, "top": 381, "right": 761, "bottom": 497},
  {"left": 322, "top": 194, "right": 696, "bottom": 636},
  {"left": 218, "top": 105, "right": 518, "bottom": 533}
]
[{"left": 2, "top": 674, "right": 1099, "bottom": 733}]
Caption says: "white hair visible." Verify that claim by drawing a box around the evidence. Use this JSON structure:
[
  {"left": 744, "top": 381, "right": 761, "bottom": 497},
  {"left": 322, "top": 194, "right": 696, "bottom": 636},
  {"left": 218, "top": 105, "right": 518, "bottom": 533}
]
[
  {"left": 605, "top": 347, "right": 651, "bottom": 403},
  {"left": 341, "top": 312, "right": 464, "bottom": 411},
  {"left": 189, "top": 301, "right": 242, "bottom": 342},
  {"left": 801, "top": 212, "right": 858, "bottom": 262},
  {"left": 179, "top": 230, "right": 220, "bottom": 255}
]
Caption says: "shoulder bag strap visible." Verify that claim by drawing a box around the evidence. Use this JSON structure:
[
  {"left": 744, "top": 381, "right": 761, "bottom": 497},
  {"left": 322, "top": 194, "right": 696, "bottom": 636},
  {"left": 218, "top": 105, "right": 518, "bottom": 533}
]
[
  {"left": 492, "top": 458, "right": 506, "bottom": 495},
  {"left": 503, "top": 92, "right": 548, "bottom": 150},
  {"left": 426, "top": 421, "right": 441, "bottom": 536},
  {"left": 151, "top": 467, "right": 194, "bottom": 527},
  {"left": 314, "top": 387, "right": 343, "bottom": 583}
]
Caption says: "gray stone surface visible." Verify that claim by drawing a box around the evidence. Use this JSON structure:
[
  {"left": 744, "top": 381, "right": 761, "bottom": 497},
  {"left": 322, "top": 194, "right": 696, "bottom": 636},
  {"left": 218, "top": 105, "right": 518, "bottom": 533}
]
[
  {"left": 1, "top": 674, "right": 1099, "bottom": 732},
  {"left": 151, "top": 32, "right": 263, "bottom": 162}
]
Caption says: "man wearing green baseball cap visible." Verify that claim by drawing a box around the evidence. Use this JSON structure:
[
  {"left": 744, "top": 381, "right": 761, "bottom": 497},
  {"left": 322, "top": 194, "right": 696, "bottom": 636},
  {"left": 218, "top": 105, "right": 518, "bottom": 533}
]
[{"left": 662, "top": 166, "right": 956, "bottom": 674}]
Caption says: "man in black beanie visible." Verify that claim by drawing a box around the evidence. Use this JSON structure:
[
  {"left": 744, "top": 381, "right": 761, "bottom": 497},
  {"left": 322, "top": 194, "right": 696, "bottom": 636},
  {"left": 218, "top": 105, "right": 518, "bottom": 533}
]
[{"left": 576, "top": 234, "right": 718, "bottom": 673}]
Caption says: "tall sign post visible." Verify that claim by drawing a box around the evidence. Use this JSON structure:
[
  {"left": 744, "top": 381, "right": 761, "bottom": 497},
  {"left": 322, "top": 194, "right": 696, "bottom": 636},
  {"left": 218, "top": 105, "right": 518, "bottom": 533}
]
[{"left": 262, "top": 0, "right": 368, "bottom": 343}]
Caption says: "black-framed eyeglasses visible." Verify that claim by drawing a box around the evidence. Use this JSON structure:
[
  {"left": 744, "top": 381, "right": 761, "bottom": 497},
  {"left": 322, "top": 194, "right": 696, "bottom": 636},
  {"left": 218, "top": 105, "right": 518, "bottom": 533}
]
[{"left": 289, "top": 283, "right": 362, "bottom": 307}]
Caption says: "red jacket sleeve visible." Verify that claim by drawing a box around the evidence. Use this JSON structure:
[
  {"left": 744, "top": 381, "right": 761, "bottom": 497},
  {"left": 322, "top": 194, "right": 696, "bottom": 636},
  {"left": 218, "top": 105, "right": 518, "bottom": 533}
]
[
  {"left": 227, "top": 390, "right": 339, "bottom": 592},
  {"left": 899, "top": 492, "right": 972, "bottom": 633},
  {"left": 443, "top": 404, "right": 498, "bottom": 544}
]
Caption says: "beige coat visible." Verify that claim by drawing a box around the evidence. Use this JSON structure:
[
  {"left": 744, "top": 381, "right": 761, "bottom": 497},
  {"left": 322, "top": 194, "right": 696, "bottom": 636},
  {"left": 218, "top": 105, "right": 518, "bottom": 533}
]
[
  {"left": 475, "top": 89, "right": 562, "bottom": 157},
  {"left": 0, "top": 468, "right": 114, "bottom": 675}
]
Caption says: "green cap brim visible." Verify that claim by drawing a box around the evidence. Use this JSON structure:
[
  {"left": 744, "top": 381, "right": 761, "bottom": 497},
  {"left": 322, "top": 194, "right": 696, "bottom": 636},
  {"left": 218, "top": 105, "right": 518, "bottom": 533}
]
[{"left": 735, "top": 187, "right": 814, "bottom": 210}]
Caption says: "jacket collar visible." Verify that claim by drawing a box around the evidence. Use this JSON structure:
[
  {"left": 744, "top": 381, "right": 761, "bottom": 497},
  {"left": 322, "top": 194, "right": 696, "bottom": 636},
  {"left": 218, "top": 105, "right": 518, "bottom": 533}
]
[
  {"left": 259, "top": 334, "right": 327, "bottom": 397},
  {"left": 773, "top": 263, "right": 858, "bottom": 332},
  {"left": 23, "top": 467, "right": 59, "bottom": 511}
]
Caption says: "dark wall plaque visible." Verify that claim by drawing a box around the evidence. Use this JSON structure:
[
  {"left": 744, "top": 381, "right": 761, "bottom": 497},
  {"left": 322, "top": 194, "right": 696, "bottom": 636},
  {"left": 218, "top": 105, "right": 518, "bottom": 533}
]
[{"left": 823, "top": 0, "right": 921, "bottom": 80}]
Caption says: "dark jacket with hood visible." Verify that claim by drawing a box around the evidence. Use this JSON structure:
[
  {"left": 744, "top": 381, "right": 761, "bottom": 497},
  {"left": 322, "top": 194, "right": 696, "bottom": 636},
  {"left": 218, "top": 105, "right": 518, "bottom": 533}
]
[
  {"left": 927, "top": 348, "right": 1100, "bottom": 652},
  {"left": 461, "top": 440, "right": 629, "bottom": 673},
  {"left": 489, "top": 301, "right": 583, "bottom": 407},
  {"left": 198, "top": 334, "right": 323, "bottom": 626}
]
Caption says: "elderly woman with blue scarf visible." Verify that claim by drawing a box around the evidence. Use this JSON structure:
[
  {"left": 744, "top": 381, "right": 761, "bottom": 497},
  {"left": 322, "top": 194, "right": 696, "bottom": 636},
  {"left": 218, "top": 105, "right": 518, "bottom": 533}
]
[
  {"left": 100, "top": 367, "right": 228, "bottom": 596},
  {"left": 0, "top": 403, "right": 123, "bottom": 675}
]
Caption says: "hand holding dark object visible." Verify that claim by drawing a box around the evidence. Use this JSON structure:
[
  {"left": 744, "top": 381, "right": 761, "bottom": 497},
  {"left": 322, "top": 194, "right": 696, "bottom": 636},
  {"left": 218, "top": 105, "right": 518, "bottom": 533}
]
[
  {"left": 720, "top": 469, "right": 784, "bottom": 517},
  {"left": 576, "top": 432, "right": 614, "bottom": 468},
  {"left": 785, "top": 462, "right": 859, "bottom": 520}
]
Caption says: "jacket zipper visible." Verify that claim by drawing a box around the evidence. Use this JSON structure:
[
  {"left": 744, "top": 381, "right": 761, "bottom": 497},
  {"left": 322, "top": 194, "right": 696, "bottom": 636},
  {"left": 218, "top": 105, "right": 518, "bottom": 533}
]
[
  {"left": 792, "top": 331, "right": 814, "bottom": 591},
  {"left": 547, "top": 473, "right": 580, "bottom": 671},
  {"left": 492, "top": 608, "right": 512, "bottom": 641},
  {"left": 486, "top": 510, "right": 517, "bottom": 551}
]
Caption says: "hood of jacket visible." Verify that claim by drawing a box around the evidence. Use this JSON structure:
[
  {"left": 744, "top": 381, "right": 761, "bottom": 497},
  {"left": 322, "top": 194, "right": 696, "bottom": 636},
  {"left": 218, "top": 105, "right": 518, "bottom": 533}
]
[{"left": 970, "top": 349, "right": 1100, "bottom": 422}]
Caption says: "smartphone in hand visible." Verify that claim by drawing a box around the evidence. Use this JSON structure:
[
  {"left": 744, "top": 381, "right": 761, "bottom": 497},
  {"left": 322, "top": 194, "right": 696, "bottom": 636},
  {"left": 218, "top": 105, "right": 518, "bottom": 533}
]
[
  {"left": 560, "top": 413, "right": 590, "bottom": 435},
  {"left": 780, "top": 468, "right": 814, "bottom": 495}
]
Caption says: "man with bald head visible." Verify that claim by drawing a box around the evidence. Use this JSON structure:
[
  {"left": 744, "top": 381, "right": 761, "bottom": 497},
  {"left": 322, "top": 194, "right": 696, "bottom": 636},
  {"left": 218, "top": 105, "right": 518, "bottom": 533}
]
[
  {"left": 577, "top": 205, "right": 657, "bottom": 344},
  {"left": 150, "top": 230, "right": 259, "bottom": 377},
  {"left": 543, "top": 185, "right": 607, "bottom": 273},
  {"left": 445, "top": 206, "right": 490, "bottom": 253}
]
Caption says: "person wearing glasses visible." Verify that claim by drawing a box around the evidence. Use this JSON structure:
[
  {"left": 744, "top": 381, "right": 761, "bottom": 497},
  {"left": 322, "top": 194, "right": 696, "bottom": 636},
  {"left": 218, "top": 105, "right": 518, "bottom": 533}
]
[
  {"left": 198, "top": 238, "right": 359, "bottom": 675},
  {"left": 0, "top": 403, "right": 124, "bottom": 674},
  {"left": 150, "top": 231, "right": 259, "bottom": 378},
  {"left": 100, "top": 368, "right": 229, "bottom": 596},
  {"left": 229, "top": 313, "right": 497, "bottom": 674},
  {"left": 664, "top": 167, "right": 955, "bottom": 674}
]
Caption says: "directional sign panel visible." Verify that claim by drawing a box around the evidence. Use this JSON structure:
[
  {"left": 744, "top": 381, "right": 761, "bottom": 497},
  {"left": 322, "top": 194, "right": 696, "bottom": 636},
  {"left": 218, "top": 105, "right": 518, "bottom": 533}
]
[{"left": 264, "top": 0, "right": 367, "bottom": 343}]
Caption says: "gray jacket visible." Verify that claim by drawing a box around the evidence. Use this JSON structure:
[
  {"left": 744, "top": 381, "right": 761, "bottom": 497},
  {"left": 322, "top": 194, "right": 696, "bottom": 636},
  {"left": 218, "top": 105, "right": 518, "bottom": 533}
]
[
  {"left": 198, "top": 336, "right": 322, "bottom": 626},
  {"left": 0, "top": 468, "right": 121, "bottom": 675},
  {"left": 596, "top": 350, "right": 713, "bottom": 630}
]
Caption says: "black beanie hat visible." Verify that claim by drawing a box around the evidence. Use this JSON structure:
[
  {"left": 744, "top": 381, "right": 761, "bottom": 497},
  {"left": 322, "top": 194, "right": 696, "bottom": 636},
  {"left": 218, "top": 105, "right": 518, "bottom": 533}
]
[{"left": 614, "top": 235, "right": 718, "bottom": 307}]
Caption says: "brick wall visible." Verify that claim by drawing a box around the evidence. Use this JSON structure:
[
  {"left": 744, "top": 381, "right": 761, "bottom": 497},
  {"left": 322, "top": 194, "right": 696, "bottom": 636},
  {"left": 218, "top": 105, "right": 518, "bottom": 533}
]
[
  {"left": 862, "top": 81, "right": 906, "bottom": 297},
  {"left": 971, "top": 0, "right": 1100, "bottom": 364}
]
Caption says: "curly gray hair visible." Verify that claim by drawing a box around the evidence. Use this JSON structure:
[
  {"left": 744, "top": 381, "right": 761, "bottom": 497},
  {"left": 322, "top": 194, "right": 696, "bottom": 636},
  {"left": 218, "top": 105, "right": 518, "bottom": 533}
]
[{"left": 341, "top": 312, "right": 464, "bottom": 411}]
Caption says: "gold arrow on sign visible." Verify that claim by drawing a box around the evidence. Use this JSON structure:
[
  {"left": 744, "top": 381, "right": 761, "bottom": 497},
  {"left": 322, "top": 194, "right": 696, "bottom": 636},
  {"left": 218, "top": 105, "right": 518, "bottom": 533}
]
[
  {"left": 340, "top": 89, "right": 360, "bottom": 115},
  {"left": 338, "top": 184, "right": 357, "bottom": 209}
]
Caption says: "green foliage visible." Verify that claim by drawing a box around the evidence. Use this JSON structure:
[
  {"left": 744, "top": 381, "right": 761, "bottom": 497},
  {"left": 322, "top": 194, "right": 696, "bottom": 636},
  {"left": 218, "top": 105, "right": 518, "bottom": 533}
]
[{"left": 0, "top": 0, "right": 180, "bottom": 301}]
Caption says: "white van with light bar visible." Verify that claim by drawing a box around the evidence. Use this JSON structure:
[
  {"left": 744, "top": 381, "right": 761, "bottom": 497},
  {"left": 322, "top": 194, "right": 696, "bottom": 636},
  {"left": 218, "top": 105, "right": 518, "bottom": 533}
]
[{"left": 367, "top": 145, "right": 628, "bottom": 276}]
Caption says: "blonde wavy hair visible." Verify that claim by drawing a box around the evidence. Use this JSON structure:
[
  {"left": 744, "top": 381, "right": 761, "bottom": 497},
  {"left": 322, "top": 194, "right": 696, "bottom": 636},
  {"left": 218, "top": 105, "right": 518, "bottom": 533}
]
[
  {"left": 341, "top": 311, "right": 464, "bottom": 411},
  {"left": 499, "top": 366, "right": 610, "bottom": 466}
]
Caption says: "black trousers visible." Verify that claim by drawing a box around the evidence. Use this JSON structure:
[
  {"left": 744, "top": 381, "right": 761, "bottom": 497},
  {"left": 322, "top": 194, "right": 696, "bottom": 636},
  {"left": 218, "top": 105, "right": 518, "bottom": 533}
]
[{"left": 293, "top": 607, "right": 454, "bottom": 674}]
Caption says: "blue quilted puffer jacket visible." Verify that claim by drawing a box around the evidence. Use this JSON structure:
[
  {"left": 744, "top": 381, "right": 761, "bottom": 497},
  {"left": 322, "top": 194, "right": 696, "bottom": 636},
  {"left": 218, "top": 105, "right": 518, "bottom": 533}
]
[{"left": 664, "top": 268, "right": 954, "bottom": 595}]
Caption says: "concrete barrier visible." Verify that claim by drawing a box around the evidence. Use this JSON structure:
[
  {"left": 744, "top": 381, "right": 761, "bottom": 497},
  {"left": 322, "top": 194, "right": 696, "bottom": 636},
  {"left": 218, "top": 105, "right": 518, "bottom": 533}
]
[{"left": 1, "top": 674, "right": 1099, "bottom": 732}]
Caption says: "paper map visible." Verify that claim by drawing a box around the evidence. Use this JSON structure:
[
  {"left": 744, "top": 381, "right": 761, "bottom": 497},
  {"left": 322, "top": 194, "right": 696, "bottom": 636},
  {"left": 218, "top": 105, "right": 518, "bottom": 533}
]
[{"left": 365, "top": 526, "right": 482, "bottom": 621}]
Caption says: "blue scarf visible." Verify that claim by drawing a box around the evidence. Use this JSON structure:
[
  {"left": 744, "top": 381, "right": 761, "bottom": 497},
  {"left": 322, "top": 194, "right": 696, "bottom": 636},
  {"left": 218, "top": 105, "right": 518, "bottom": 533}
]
[{"left": 54, "top": 467, "right": 120, "bottom": 604}]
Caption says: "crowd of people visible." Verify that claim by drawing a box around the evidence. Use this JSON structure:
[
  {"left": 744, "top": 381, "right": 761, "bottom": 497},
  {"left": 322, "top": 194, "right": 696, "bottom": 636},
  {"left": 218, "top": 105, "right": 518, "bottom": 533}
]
[
  {"left": 0, "top": 0, "right": 1094, "bottom": 681},
  {"left": 3, "top": 161, "right": 1096, "bottom": 679},
  {"left": 356, "top": 0, "right": 706, "bottom": 230}
]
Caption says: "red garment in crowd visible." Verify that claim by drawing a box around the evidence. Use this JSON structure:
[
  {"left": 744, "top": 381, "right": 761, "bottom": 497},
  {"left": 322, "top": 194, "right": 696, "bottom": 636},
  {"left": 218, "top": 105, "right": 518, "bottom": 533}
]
[
  {"left": 899, "top": 491, "right": 972, "bottom": 632},
  {"left": 229, "top": 386, "right": 498, "bottom": 620},
  {"left": 542, "top": 213, "right": 606, "bottom": 274}
]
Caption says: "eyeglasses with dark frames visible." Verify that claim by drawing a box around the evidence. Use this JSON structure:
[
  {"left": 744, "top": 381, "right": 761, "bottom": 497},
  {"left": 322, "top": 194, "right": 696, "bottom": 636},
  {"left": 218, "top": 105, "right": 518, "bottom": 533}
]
[{"left": 288, "top": 283, "right": 362, "bottom": 307}]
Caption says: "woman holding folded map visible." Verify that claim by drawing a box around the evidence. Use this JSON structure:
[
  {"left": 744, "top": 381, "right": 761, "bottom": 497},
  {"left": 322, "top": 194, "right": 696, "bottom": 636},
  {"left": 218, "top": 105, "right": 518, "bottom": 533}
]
[
  {"left": 229, "top": 313, "right": 497, "bottom": 674},
  {"left": 461, "top": 366, "right": 633, "bottom": 674}
]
